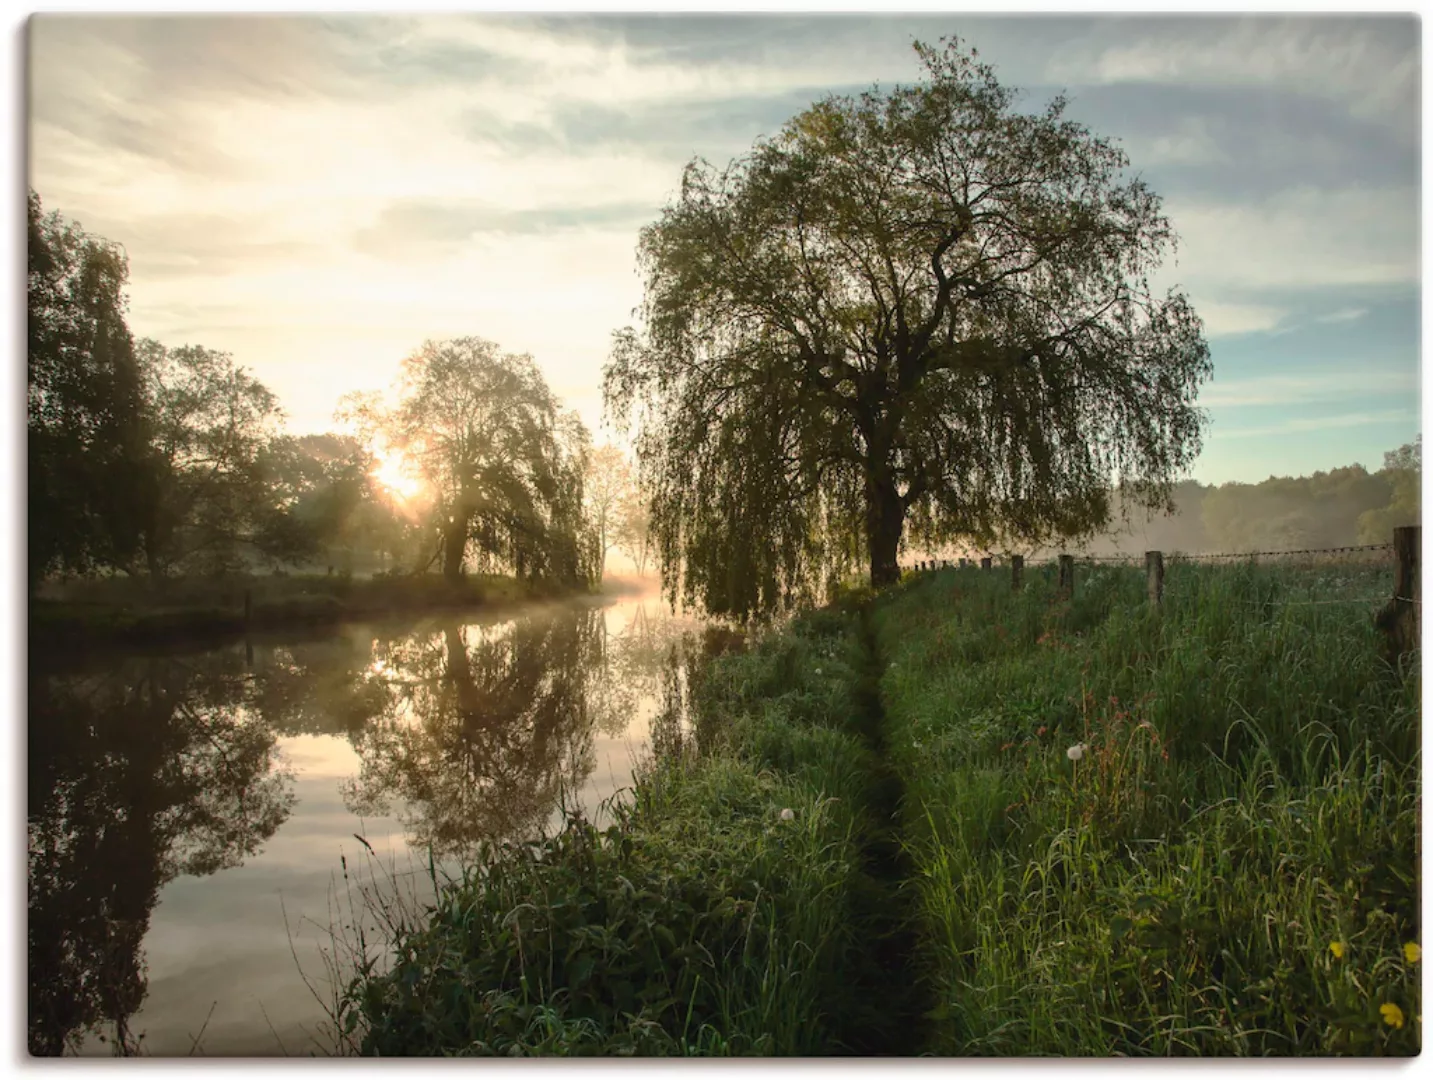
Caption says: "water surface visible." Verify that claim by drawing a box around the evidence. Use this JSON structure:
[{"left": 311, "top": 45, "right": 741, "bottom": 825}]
[{"left": 28, "top": 589, "right": 709, "bottom": 1056}]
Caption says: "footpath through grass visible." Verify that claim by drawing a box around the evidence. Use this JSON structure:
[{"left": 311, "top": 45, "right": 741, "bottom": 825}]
[
  {"left": 337, "top": 561, "right": 1419, "bottom": 1056},
  {"left": 874, "top": 561, "right": 1420, "bottom": 1056}
]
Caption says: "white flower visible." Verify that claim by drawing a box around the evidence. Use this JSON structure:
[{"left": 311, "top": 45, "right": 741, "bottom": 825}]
[
  {"left": 779, "top": 808, "right": 795, "bottom": 822},
  {"left": 1066, "top": 743, "right": 1087, "bottom": 762},
  {"left": 815, "top": 667, "right": 823, "bottom": 675}
]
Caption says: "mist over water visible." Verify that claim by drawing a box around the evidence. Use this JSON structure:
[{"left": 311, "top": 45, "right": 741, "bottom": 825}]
[{"left": 27, "top": 588, "right": 709, "bottom": 1057}]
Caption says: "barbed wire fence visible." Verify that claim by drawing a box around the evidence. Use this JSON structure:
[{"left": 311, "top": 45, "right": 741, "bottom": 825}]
[{"left": 898, "top": 527, "right": 1421, "bottom": 657}]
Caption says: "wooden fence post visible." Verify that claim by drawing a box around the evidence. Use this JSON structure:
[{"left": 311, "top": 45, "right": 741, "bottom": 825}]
[
  {"left": 1011, "top": 554, "right": 1024, "bottom": 591},
  {"left": 1058, "top": 554, "right": 1074, "bottom": 598},
  {"left": 1380, "top": 525, "right": 1421, "bottom": 660},
  {"left": 1146, "top": 551, "right": 1164, "bottom": 606},
  {"left": 958, "top": 557, "right": 967, "bottom": 568},
  {"left": 981, "top": 557, "right": 992, "bottom": 571}
]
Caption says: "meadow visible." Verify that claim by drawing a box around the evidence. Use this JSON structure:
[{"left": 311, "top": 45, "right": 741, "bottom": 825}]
[{"left": 336, "top": 557, "right": 1420, "bottom": 1056}]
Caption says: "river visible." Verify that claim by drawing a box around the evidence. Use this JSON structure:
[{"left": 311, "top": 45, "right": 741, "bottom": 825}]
[{"left": 27, "top": 587, "right": 715, "bottom": 1057}]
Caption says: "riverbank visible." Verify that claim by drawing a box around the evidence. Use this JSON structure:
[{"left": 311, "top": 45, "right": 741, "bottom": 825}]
[
  {"left": 335, "top": 561, "right": 1420, "bottom": 1056},
  {"left": 29, "top": 572, "right": 600, "bottom": 651}
]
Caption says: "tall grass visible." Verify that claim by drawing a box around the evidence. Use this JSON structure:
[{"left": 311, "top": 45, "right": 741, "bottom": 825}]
[
  {"left": 335, "top": 605, "right": 890, "bottom": 1055},
  {"left": 875, "top": 561, "right": 1420, "bottom": 1056}
]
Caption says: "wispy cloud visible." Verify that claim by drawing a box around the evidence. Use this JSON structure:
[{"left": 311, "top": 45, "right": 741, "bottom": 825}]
[
  {"left": 1192, "top": 301, "right": 1289, "bottom": 338},
  {"left": 1046, "top": 16, "right": 1418, "bottom": 141},
  {"left": 1158, "top": 185, "right": 1419, "bottom": 294},
  {"left": 25, "top": 14, "right": 1421, "bottom": 484},
  {"left": 1218, "top": 407, "right": 1418, "bottom": 439},
  {"left": 1313, "top": 306, "right": 1371, "bottom": 325},
  {"left": 1202, "top": 369, "right": 1417, "bottom": 408}
]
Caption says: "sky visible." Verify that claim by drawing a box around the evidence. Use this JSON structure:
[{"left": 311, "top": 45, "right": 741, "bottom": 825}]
[{"left": 26, "top": 11, "right": 1422, "bottom": 487}]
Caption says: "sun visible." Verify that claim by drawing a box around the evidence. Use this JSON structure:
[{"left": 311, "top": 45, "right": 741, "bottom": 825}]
[{"left": 371, "top": 450, "right": 425, "bottom": 502}]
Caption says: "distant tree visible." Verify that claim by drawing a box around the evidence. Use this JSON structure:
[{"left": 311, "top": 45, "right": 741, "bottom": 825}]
[
  {"left": 131, "top": 341, "right": 299, "bottom": 577},
  {"left": 1358, "top": 436, "right": 1421, "bottom": 544},
  {"left": 362, "top": 338, "right": 596, "bottom": 584},
  {"left": 27, "top": 191, "right": 149, "bottom": 587},
  {"left": 584, "top": 445, "right": 634, "bottom": 578},
  {"left": 1202, "top": 465, "right": 1393, "bottom": 553},
  {"left": 613, "top": 485, "right": 655, "bottom": 576},
  {"left": 605, "top": 38, "right": 1210, "bottom": 618}
]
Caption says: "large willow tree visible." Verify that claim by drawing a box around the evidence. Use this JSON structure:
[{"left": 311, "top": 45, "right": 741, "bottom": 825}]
[{"left": 604, "top": 39, "right": 1212, "bottom": 618}]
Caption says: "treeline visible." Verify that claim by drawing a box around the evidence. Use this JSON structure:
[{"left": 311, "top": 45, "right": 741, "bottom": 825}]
[
  {"left": 1071, "top": 444, "right": 1421, "bottom": 557},
  {"left": 28, "top": 191, "right": 649, "bottom": 594}
]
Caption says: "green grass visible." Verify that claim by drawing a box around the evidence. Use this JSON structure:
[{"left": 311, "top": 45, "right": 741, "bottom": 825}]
[
  {"left": 329, "top": 559, "right": 1419, "bottom": 1057},
  {"left": 873, "top": 561, "right": 1420, "bottom": 1056},
  {"left": 336, "top": 602, "right": 899, "bottom": 1055}
]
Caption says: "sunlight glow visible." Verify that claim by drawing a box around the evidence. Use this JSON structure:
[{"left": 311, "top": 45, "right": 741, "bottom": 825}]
[{"left": 371, "top": 449, "right": 425, "bottom": 502}]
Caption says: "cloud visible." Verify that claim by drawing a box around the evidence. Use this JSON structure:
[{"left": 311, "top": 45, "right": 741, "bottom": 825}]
[
  {"left": 1218, "top": 407, "right": 1418, "bottom": 439},
  {"left": 352, "top": 198, "right": 657, "bottom": 260},
  {"left": 1201, "top": 369, "right": 1417, "bottom": 407},
  {"left": 1045, "top": 15, "right": 1418, "bottom": 140},
  {"left": 1156, "top": 185, "right": 1418, "bottom": 295},
  {"left": 1313, "top": 306, "right": 1371, "bottom": 325},
  {"left": 1191, "top": 301, "right": 1289, "bottom": 338},
  {"left": 25, "top": 12, "right": 1420, "bottom": 459},
  {"left": 463, "top": 87, "right": 857, "bottom": 161}
]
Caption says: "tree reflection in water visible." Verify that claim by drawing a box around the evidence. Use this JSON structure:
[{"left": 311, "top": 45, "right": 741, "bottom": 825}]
[
  {"left": 340, "top": 601, "right": 718, "bottom": 856},
  {"left": 27, "top": 653, "right": 295, "bottom": 1056},
  {"left": 26, "top": 597, "right": 723, "bottom": 1057},
  {"left": 341, "top": 610, "right": 602, "bottom": 855}
]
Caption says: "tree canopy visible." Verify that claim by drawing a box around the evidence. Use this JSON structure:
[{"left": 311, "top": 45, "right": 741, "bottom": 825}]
[
  {"left": 604, "top": 38, "right": 1212, "bottom": 618},
  {"left": 28, "top": 191, "right": 148, "bottom": 585},
  {"left": 349, "top": 338, "right": 597, "bottom": 584}
]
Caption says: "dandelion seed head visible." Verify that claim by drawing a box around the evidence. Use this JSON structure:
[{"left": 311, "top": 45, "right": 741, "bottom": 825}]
[
  {"left": 779, "top": 808, "right": 795, "bottom": 822},
  {"left": 1066, "top": 743, "right": 1086, "bottom": 762}
]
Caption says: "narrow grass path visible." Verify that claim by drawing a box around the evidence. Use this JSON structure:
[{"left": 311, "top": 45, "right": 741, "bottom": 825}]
[{"left": 837, "top": 602, "right": 933, "bottom": 1055}]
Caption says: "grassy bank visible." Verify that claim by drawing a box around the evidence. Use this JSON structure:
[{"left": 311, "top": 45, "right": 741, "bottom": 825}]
[
  {"left": 29, "top": 572, "right": 588, "bottom": 649},
  {"left": 336, "top": 598, "right": 920, "bottom": 1055},
  {"left": 330, "top": 559, "right": 1419, "bottom": 1057},
  {"left": 873, "top": 561, "right": 1420, "bottom": 1055}
]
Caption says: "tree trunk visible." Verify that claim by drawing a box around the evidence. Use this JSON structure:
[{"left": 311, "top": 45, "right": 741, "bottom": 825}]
[
  {"left": 442, "top": 518, "right": 467, "bottom": 582},
  {"left": 866, "top": 473, "right": 904, "bottom": 588}
]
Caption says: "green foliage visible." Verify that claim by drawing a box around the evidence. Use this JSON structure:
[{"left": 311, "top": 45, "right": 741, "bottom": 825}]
[
  {"left": 605, "top": 37, "right": 1210, "bottom": 615},
  {"left": 1202, "top": 465, "right": 1395, "bottom": 553},
  {"left": 340, "top": 607, "right": 895, "bottom": 1056},
  {"left": 1358, "top": 438, "right": 1421, "bottom": 544},
  {"left": 27, "top": 190, "right": 149, "bottom": 585},
  {"left": 353, "top": 338, "right": 597, "bottom": 585},
  {"left": 873, "top": 563, "right": 1420, "bottom": 1056},
  {"left": 132, "top": 339, "right": 301, "bottom": 576}
]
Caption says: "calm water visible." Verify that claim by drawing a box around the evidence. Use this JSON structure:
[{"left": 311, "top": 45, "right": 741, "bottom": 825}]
[{"left": 28, "top": 589, "right": 713, "bottom": 1057}]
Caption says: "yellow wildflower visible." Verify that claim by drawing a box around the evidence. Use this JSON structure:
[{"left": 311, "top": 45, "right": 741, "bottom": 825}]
[
  {"left": 1380, "top": 1003, "right": 1405, "bottom": 1029},
  {"left": 1329, "top": 941, "right": 1345, "bottom": 959},
  {"left": 1404, "top": 942, "right": 1421, "bottom": 964}
]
